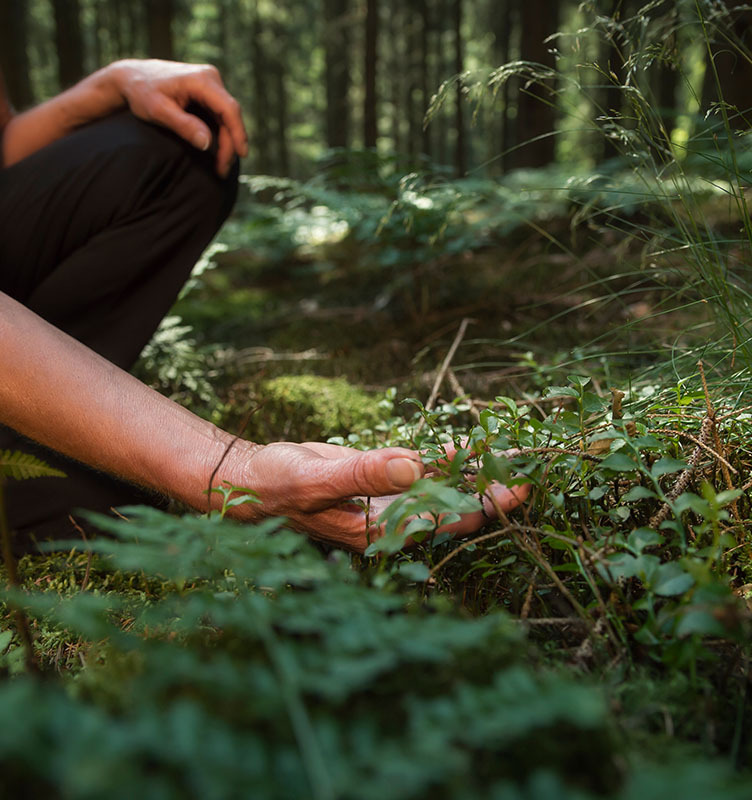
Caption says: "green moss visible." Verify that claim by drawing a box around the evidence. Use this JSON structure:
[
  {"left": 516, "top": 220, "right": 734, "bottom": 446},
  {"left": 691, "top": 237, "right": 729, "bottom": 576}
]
[{"left": 253, "top": 374, "right": 387, "bottom": 441}]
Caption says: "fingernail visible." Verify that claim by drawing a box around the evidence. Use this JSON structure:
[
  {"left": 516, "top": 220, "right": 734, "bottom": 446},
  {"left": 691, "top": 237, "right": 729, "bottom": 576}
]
[
  {"left": 386, "top": 458, "right": 422, "bottom": 488},
  {"left": 195, "top": 131, "right": 211, "bottom": 151}
]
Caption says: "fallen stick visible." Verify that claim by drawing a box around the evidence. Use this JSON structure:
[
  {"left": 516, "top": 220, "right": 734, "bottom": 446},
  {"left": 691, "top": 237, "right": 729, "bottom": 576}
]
[{"left": 416, "top": 317, "right": 473, "bottom": 433}]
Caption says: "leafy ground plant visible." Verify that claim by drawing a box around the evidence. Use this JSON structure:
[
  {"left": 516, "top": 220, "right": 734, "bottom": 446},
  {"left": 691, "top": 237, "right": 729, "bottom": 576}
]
[{"left": 1, "top": 508, "right": 751, "bottom": 800}]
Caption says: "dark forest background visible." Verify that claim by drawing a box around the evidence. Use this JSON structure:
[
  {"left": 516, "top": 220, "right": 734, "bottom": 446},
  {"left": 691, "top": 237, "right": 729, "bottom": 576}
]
[{"left": 4, "top": 0, "right": 751, "bottom": 177}]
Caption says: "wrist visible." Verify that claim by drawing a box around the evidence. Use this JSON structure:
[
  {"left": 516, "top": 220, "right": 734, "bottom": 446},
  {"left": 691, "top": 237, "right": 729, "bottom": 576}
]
[
  {"left": 173, "top": 429, "right": 264, "bottom": 518},
  {"left": 79, "top": 62, "right": 129, "bottom": 119}
]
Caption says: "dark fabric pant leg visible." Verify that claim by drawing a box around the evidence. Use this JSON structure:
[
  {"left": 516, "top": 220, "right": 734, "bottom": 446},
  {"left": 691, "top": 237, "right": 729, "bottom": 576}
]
[{"left": 0, "top": 109, "right": 238, "bottom": 549}]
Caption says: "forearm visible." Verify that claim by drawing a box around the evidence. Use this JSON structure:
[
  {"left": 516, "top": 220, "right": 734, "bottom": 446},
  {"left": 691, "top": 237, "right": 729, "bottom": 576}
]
[
  {"left": 2, "top": 63, "right": 125, "bottom": 167},
  {"left": 0, "top": 292, "right": 249, "bottom": 512}
]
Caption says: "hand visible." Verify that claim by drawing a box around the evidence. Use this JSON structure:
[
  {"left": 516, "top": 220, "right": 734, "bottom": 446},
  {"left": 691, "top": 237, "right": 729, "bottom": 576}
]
[
  {"left": 110, "top": 59, "right": 248, "bottom": 177},
  {"left": 228, "top": 441, "right": 529, "bottom": 553}
]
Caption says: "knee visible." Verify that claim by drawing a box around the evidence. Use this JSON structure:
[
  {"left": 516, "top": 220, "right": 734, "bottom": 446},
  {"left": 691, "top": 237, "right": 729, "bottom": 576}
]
[{"left": 81, "top": 109, "right": 238, "bottom": 232}]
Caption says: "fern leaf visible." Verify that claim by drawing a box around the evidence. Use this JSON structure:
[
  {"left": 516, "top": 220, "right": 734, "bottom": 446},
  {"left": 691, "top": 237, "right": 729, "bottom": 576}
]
[{"left": 0, "top": 450, "right": 67, "bottom": 480}]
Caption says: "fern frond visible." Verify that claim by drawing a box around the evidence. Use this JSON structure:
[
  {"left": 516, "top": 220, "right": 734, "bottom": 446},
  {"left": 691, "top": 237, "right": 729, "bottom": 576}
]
[{"left": 0, "top": 450, "right": 67, "bottom": 480}]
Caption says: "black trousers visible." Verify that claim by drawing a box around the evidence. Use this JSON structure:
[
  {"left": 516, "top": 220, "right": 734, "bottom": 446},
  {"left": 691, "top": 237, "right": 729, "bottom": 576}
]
[{"left": 0, "top": 109, "right": 238, "bottom": 549}]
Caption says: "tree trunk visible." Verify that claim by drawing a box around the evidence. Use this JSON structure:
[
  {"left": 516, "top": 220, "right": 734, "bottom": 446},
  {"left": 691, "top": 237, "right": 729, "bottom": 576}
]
[
  {"left": 0, "top": 0, "right": 34, "bottom": 108},
  {"left": 406, "top": 0, "right": 422, "bottom": 160},
  {"left": 453, "top": 0, "right": 466, "bottom": 176},
  {"left": 251, "top": 8, "right": 271, "bottom": 171},
  {"left": 598, "top": 0, "right": 631, "bottom": 162},
  {"left": 323, "top": 0, "right": 351, "bottom": 149},
  {"left": 491, "top": 0, "right": 513, "bottom": 173},
  {"left": 514, "top": 0, "right": 558, "bottom": 168},
  {"left": 273, "top": 20, "right": 290, "bottom": 175},
  {"left": 701, "top": 0, "right": 752, "bottom": 129},
  {"left": 433, "top": 0, "right": 449, "bottom": 167},
  {"left": 419, "top": 0, "right": 431, "bottom": 158},
  {"left": 51, "top": 0, "right": 86, "bottom": 89},
  {"left": 388, "top": 0, "right": 403, "bottom": 155},
  {"left": 363, "top": 0, "right": 379, "bottom": 148},
  {"left": 146, "top": 0, "right": 174, "bottom": 60}
]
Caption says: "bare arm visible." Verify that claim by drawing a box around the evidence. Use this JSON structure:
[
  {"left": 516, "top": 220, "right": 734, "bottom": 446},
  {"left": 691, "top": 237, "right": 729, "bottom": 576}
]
[
  {"left": 0, "top": 293, "right": 459, "bottom": 551},
  {"left": 0, "top": 60, "right": 248, "bottom": 176},
  {"left": 0, "top": 292, "right": 240, "bottom": 511}
]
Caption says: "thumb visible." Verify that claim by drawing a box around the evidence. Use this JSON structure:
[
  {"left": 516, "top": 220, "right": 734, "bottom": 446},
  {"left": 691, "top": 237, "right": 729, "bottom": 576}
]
[{"left": 321, "top": 449, "right": 425, "bottom": 500}]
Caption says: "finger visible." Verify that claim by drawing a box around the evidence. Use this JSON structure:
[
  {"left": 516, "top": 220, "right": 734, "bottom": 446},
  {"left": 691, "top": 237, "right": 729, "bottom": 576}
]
[
  {"left": 147, "top": 95, "right": 213, "bottom": 152},
  {"left": 184, "top": 79, "right": 248, "bottom": 158},
  {"left": 216, "top": 125, "right": 235, "bottom": 177},
  {"left": 289, "top": 503, "right": 376, "bottom": 553},
  {"left": 480, "top": 481, "right": 531, "bottom": 518}
]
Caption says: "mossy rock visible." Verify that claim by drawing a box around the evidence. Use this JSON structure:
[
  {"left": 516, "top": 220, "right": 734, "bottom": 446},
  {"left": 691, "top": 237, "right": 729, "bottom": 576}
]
[{"left": 252, "top": 374, "right": 387, "bottom": 442}]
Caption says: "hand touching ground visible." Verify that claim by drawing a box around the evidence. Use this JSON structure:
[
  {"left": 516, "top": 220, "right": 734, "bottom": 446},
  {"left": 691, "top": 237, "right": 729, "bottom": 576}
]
[{"left": 225, "top": 441, "right": 530, "bottom": 554}]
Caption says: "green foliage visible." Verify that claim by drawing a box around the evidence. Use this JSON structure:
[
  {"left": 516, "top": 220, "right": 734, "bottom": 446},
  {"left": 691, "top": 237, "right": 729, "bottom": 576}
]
[
  {"left": 252, "top": 374, "right": 389, "bottom": 441},
  {"left": 1, "top": 508, "right": 750, "bottom": 799},
  {"left": 0, "top": 450, "right": 66, "bottom": 481},
  {"left": 0, "top": 510, "right": 598, "bottom": 798}
]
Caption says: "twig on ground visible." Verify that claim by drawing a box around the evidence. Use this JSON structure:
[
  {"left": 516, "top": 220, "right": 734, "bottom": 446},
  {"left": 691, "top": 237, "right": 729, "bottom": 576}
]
[
  {"left": 520, "top": 566, "right": 539, "bottom": 621},
  {"left": 699, "top": 360, "right": 740, "bottom": 520},
  {"left": 648, "top": 428, "right": 737, "bottom": 474},
  {"left": 649, "top": 414, "right": 714, "bottom": 530},
  {"left": 446, "top": 368, "right": 481, "bottom": 423},
  {"left": 416, "top": 317, "right": 473, "bottom": 433},
  {"left": 68, "top": 515, "right": 93, "bottom": 593}
]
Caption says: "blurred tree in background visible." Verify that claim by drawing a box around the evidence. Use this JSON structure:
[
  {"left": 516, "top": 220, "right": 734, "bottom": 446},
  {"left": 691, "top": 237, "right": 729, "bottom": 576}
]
[{"left": 0, "top": 0, "right": 749, "bottom": 177}]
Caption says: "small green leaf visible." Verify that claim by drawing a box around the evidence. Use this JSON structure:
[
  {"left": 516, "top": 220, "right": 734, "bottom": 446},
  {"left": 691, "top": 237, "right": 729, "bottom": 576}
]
[
  {"left": 714, "top": 489, "right": 743, "bottom": 507},
  {"left": 632, "top": 435, "right": 663, "bottom": 450},
  {"left": 653, "top": 561, "right": 695, "bottom": 597},
  {"left": 600, "top": 453, "right": 640, "bottom": 472},
  {"left": 627, "top": 528, "right": 661, "bottom": 554},
  {"left": 404, "top": 518, "right": 435, "bottom": 537},
  {"left": 543, "top": 386, "right": 579, "bottom": 399},
  {"left": 651, "top": 457, "right": 687, "bottom": 478},
  {"left": 396, "top": 562, "right": 430, "bottom": 582},
  {"left": 676, "top": 608, "right": 726, "bottom": 638},
  {"left": 622, "top": 486, "right": 657, "bottom": 502}
]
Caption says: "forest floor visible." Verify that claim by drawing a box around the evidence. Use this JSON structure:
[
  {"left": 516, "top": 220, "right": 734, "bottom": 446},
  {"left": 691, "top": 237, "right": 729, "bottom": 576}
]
[{"left": 4, "top": 166, "right": 752, "bottom": 798}]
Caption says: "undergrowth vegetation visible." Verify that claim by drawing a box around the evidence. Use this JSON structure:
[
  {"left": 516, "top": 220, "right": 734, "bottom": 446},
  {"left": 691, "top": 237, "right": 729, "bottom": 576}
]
[{"left": 4, "top": 2, "right": 752, "bottom": 797}]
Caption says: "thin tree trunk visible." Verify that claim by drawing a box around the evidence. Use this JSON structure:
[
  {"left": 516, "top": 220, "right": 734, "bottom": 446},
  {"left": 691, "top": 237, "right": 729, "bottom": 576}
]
[
  {"left": 273, "top": 20, "right": 290, "bottom": 175},
  {"left": 146, "top": 0, "right": 174, "bottom": 60},
  {"left": 364, "top": 0, "right": 379, "bottom": 148},
  {"left": 599, "top": 0, "right": 626, "bottom": 161},
  {"left": 111, "top": 0, "right": 125, "bottom": 58},
  {"left": 434, "top": 0, "right": 449, "bottom": 167},
  {"left": 323, "top": 0, "right": 351, "bottom": 149},
  {"left": 454, "top": 0, "right": 466, "bottom": 176},
  {"left": 51, "top": 0, "right": 86, "bottom": 89},
  {"left": 515, "top": 0, "right": 558, "bottom": 168},
  {"left": 216, "top": 0, "right": 230, "bottom": 79},
  {"left": 491, "top": 0, "right": 512, "bottom": 174},
  {"left": 389, "top": 0, "right": 403, "bottom": 154},
  {"left": 701, "top": 0, "right": 752, "bottom": 129},
  {"left": 419, "top": 0, "right": 431, "bottom": 158},
  {"left": 0, "top": 0, "right": 34, "bottom": 108},
  {"left": 251, "top": 8, "right": 271, "bottom": 171},
  {"left": 406, "top": 0, "right": 422, "bottom": 159}
]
